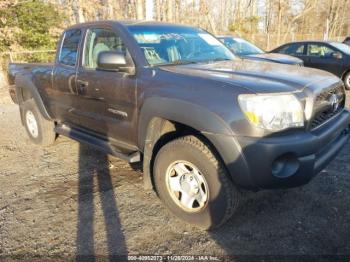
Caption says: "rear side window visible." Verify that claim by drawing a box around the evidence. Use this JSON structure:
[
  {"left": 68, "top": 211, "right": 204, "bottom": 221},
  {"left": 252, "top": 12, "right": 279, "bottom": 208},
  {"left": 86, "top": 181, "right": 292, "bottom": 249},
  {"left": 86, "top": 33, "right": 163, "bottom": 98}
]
[
  {"left": 278, "top": 43, "right": 304, "bottom": 56},
  {"left": 307, "top": 44, "right": 335, "bottom": 58},
  {"left": 59, "top": 29, "right": 82, "bottom": 66}
]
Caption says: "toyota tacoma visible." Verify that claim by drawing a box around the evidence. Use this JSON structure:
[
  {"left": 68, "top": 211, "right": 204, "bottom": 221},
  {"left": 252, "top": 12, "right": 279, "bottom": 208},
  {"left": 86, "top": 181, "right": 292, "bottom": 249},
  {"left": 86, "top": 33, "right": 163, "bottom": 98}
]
[{"left": 8, "top": 21, "right": 350, "bottom": 229}]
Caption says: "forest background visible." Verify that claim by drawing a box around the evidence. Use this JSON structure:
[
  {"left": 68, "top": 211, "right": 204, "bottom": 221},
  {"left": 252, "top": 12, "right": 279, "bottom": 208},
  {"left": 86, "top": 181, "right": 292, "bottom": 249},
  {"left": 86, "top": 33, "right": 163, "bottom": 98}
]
[{"left": 0, "top": 0, "right": 349, "bottom": 87}]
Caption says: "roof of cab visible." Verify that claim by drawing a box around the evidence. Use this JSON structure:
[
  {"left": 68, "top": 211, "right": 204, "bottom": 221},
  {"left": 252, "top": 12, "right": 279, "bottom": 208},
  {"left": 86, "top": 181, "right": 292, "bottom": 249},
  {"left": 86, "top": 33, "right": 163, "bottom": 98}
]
[
  {"left": 282, "top": 40, "right": 341, "bottom": 45},
  {"left": 65, "top": 20, "right": 195, "bottom": 30}
]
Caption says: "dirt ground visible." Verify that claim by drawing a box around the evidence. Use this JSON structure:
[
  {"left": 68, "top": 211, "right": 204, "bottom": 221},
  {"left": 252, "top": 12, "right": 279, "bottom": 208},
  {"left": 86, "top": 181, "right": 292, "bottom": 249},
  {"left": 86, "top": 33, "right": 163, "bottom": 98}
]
[{"left": 0, "top": 87, "right": 350, "bottom": 261}]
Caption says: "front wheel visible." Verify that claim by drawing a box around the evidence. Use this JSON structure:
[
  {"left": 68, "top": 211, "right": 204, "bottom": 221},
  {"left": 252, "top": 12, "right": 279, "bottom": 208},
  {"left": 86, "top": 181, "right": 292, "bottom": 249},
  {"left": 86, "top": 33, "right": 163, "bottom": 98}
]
[
  {"left": 344, "top": 71, "right": 350, "bottom": 90},
  {"left": 21, "top": 99, "right": 56, "bottom": 146},
  {"left": 153, "top": 135, "right": 241, "bottom": 230}
]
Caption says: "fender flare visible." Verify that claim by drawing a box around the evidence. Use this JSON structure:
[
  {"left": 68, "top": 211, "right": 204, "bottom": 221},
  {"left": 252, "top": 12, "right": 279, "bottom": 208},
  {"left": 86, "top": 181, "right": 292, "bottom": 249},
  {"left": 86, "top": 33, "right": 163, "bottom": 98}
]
[
  {"left": 15, "top": 74, "right": 53, "bottom": 122},
  {"left": 341, "top": 69, "right": 350, "bottom": 80},
  {"left": 138, "top": 97, "right": 233, "bottom": 149},
  {"left": 138, "top": 97, "right": 237, "bottom": 190}
]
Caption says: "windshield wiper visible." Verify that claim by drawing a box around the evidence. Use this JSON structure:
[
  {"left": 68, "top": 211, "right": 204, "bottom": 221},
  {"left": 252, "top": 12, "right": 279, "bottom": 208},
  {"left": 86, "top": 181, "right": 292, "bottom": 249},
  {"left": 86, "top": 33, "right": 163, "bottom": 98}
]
[
  {"left": 206, "top": 58, "right": 232, "bottom": 63},
  {"left": 156, "top": 60, "right": 198, "bottom": 66}
]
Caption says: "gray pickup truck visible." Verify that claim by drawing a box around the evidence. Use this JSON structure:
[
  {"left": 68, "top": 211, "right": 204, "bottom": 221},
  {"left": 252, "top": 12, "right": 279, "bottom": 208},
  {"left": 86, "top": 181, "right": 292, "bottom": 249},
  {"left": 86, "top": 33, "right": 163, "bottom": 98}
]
[{"left": 8, "top": 21, "right": 350, "bottom": 229}]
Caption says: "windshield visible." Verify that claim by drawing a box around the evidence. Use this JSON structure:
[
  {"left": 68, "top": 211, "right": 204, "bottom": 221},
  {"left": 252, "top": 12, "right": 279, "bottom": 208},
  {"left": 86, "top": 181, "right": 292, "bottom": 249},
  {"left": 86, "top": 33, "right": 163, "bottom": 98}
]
[
  {"left": 219, "top": 37, "right": 264, "bottom": 56},
  {"left": 330, "top": 42, "right": 350, "bottom": 55},
  {"left": 127, "top": 25, "right": 235, "bottom": 65}
]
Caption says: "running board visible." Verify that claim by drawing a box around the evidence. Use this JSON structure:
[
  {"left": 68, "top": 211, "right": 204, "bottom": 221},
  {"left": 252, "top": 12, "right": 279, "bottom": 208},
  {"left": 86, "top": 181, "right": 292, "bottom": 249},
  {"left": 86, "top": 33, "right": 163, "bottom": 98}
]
[{"left": 54, "top": 124, "right": 141, "bottom": 163}]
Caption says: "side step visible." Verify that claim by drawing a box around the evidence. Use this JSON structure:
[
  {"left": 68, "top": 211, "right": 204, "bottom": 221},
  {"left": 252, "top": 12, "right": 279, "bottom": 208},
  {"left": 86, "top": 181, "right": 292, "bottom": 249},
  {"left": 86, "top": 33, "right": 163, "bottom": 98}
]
[{"left": 54, "top": 124, "right": 141, "bottom": 163}]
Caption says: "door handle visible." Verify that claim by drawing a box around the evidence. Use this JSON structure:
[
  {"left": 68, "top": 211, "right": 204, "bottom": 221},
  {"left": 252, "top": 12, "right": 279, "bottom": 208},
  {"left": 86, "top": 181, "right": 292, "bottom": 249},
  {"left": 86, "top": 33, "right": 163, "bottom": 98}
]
[{"left": 76, "top": 79, "right": 89, "bottom": 94}]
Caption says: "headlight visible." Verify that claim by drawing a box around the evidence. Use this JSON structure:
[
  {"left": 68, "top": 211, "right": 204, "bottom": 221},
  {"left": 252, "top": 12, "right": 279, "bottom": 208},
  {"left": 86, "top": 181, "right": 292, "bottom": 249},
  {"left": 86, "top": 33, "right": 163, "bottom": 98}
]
[{"left": 238, "top": 93, "right": 304, "bottom": 131}]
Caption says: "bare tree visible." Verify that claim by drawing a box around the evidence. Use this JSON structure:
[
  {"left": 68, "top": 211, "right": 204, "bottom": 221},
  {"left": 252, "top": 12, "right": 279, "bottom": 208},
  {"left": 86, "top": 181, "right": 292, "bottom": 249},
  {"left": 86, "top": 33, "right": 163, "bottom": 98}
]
[
  {"left": 71, "top": 0, "right": 85, "bottom": 23},
  {"left": 282, "top": 0, "right": 317, "bottom": 42},
  {"left": 166, "top": 0, "right": 173, "bottom": 22},
  {"left": 136, "top": 0, "right": 144, "bottom": 20},
  {"left": 3, "top": 0, "right": 350, "bottom": 51},
  {"left": 155, "top": 0, "right": 161, "bottom": 21},
  {"left": 145, "top": 0, "right": 154, "bottom": 20}
]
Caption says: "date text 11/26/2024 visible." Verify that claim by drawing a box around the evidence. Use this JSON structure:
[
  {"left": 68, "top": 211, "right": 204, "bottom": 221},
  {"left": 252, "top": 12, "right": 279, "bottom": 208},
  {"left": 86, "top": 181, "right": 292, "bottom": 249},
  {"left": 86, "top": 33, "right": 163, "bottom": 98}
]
[{"left": 127, "top": 255, "right": 220, "bottom": 261}]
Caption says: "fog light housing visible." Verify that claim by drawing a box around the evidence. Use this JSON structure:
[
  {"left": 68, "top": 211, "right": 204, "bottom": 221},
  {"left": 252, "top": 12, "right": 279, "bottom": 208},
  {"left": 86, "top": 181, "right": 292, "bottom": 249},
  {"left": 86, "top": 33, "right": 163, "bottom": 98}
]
[{"left": 272, "top": 154, "right": 300, "bottom": 178}]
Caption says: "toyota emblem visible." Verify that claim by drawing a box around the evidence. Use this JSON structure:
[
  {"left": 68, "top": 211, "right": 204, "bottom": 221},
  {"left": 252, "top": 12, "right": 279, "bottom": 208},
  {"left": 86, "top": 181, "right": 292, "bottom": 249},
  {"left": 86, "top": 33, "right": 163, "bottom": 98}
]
[{"left": 329, "top": 94, "right": 340, "bottom": 112}]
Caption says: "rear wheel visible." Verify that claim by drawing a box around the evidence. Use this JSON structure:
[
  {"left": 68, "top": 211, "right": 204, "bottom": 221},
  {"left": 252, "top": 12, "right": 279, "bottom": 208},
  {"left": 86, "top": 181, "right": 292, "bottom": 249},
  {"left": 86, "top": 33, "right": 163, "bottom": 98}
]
[
  {"left": 22, "top": 99, "right": 56, "bottom": 146},
  {"left": 153, "top": 135, "right": 241, "bottom": 230},
  {"left": 344, "top": 71, "right": 350, "bottom": 90}
]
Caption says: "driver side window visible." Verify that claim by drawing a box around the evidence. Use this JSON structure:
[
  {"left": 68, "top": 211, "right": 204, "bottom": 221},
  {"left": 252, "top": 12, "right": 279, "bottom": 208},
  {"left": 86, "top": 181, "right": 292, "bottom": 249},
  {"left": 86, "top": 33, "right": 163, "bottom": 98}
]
[
  {"left": 279, "top": 43, "right": 304, "bottom": 56},
  {"left": 83, "top": 28, "right": 126, "bottom": 69}
]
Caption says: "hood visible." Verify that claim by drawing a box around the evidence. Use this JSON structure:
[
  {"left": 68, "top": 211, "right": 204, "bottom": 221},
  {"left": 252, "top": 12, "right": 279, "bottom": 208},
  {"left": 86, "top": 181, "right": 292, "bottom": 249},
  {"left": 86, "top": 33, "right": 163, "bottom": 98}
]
[
  {"left": 243, "top": 53, "right": 303, "bottom": 65},
  {"left": 159, "top": 59, "right": 340, "bottom": 94}
]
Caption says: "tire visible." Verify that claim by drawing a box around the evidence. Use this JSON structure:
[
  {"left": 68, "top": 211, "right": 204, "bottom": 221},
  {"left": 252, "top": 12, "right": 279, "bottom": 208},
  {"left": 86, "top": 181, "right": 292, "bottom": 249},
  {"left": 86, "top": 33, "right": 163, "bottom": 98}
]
[
  {"left": 344, "top": 71, "right": 350, "bottom": 90},
  {"left": 153, "top": 135, "right": 240, "bottom": 230},
  {"left": 21, "top": 99, "right": 56, "bottom": 146}
]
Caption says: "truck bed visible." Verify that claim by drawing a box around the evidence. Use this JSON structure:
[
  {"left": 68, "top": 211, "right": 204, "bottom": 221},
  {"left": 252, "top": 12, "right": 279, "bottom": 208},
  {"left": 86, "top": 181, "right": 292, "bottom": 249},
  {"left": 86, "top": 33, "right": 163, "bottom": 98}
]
[{"left": 7, "top": 63, "right": 54, "bottom": 103}]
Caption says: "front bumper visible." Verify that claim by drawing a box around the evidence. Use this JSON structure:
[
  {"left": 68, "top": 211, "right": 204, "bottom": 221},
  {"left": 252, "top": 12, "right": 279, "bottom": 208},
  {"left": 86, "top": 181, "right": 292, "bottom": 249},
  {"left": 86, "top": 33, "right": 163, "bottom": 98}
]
[{"left": 207, "top": 109, "right": 350, "bottom": 190}]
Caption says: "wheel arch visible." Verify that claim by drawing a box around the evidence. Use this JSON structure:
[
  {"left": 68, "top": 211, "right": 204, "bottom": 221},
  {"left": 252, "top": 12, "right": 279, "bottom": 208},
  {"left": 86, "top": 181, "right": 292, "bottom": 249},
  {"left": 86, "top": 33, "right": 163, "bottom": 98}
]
[
  {"left": 341, "top": 68, "right": 350, "bottom": 79},
  {"left": 342, "top": 69, "right": 350, "bottom": 89},
  {"left": 15, "top": 74, "right": 53, "bottom": 124},
  {"left": 138, "top": 97, "right": 235, "bottom": 190}
]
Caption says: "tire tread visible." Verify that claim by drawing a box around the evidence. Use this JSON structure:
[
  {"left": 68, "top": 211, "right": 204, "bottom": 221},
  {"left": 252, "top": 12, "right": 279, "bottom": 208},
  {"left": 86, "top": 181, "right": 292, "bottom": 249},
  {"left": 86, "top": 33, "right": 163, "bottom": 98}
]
[
  {"left": 22, "top": 99, "right": 56, "bottom": 146},
  {"left": 154, "top": 135, "right": 240, "bottom": 229}
]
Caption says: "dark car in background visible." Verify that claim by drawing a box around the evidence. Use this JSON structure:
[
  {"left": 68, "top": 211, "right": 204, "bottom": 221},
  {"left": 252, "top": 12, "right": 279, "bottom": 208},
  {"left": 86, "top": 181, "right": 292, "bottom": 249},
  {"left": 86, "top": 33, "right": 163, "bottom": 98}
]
[
  {"left": 218, "top": 36, "right": 303, "bottom": 65},
  {"left": 271, "top": 41, "right": 350, "bottom": 90},
  {"left": 344, "top": 37, "right": 350, "bottom": 46}
]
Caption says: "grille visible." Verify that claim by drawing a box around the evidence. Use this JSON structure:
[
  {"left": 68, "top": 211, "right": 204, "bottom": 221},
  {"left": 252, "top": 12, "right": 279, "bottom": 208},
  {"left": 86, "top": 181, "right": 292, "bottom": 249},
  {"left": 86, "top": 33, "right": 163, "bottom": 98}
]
[
  {"left": 310, "top": 84, "right": 345, "bottom": 130},
  {"left": 310, "top": 107, "right": 343, "bottom": 129}
]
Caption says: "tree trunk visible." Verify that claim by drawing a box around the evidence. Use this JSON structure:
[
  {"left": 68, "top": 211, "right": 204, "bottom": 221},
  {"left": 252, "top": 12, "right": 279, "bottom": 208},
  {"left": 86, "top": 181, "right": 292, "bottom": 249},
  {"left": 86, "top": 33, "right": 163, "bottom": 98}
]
[
  {"left": 200, "top": 0, "right": 216, "bottom": 34},
  {"left": 167, "top": 0, "right": 173, "bottom": 22},
  {"left": 192, "top": 0, "right": 197, "bottom": 25},
  {"left": 71, "top": 0, "right": 85, "bottom": 23},
  {"left": 155, "top": 0, "right": 161, "bottom": 21},
  {"left": 145, "top": 0, "right": 154, "bottom": 20},
  {"left": 277, "top": 0, "right": 283, "bottom": 46},
  {"left": 175, "top": 0, "right": 180, "bottom": 23},
  {"left": 136, "top": 0, "right": 144, "bottom": 20}
]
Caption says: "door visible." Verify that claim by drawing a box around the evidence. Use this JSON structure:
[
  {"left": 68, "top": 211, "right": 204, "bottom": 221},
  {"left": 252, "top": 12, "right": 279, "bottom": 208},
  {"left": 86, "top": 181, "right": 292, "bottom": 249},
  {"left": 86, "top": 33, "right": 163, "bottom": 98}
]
[
  {"left": 75, "top": 27, "right": 138, "bottom": 150},
  {"left": 306, "top": 43, "right": 344, "bottom": 76},
  {"left": 52, "top": 28, "right": 82, "bottom": 126}
]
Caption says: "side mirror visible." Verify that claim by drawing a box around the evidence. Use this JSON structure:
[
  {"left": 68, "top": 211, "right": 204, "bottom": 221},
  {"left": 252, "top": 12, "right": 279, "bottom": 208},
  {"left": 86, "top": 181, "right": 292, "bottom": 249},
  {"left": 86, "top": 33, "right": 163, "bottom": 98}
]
[
  {"left": 331, "top": 51, "right": 343, "bottom": 59},
  {"left": 97, "top": 51, "right": 130, "bottom": 72}
]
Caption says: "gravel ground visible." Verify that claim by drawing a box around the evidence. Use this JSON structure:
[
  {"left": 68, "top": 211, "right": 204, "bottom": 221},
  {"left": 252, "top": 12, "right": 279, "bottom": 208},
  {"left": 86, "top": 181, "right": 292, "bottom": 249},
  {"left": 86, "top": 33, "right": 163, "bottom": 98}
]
[{"left": 0, "top": 88, "right": 349, "bottom": 261}]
